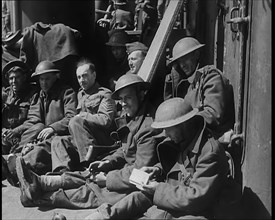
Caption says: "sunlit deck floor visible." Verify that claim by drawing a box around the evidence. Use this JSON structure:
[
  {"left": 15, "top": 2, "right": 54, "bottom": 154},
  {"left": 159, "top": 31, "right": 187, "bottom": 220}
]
[{"left": 2, "top": 180, "right": 96, "bottom": 220}]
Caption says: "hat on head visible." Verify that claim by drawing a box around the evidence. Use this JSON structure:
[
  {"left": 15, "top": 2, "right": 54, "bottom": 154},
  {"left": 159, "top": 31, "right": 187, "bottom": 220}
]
[
  {"left": 152, "top": 97, "right": 200, "bottom": 129},
  {"left": 112, "top": 73, "right": 150, "bottom": 100},
  {"left": 2, "top": 59, "right": 29, "bottom": 78},
  {"left": 168, "top": 37, "right": 205, "bottom": 64},
  {"left": 106, "top": 30, "right": 129, "bottom": 47},
  {"left": 126, "top": 42, "right": 148, "bottom": 55},
  {"left": 31, "top": 61, "right": 60, "bottom": 78}
]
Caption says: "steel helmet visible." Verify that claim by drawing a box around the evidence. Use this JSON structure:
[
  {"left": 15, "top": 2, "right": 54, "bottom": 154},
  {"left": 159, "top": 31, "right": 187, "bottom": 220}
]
[
  {"left": 106, "top": 30, "right": 129, "bottom": 47},
  {"left": 112, "top": 73, "right": 150, "bottom": 99},
  {"left": 2, "top": 59, "right": 29, "bottom": 79},
  {"left": 31, "top": 61, "right": 60, "bottom": 78},
  {"left": 169, "top": 37, "right": 205, "bottom": 64},
  {"left": 151, "top": 97, "right": 199, "bottom": 129}
]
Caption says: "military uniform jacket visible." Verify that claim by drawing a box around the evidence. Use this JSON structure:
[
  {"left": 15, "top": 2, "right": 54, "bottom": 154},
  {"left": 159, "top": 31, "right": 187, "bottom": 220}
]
[
  {"left": 104, "top": 102, "right": 163, "bottom": 193},
  {"left": 164, "top": 65, "right": 235, "bottom": 138},
  {"left": 76, "top": 82, "right": 116, "bottom": 128},
  {"left": 14, "top": 80, "right": 77, "bottom": 135},
  {"left": 149, "top": 119, "right": 229, "bottom": 219},
  {"left": 2, "top": 83, "right": 38, "bottom": 132}
]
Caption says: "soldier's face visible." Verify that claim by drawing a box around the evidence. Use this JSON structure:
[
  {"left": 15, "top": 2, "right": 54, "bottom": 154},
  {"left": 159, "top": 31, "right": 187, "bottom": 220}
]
[
  {"left": 164, "top": 124, "right": 185, "bottom": 144},
  {"left": 118, "top": 87, "right": 140, "bottom": 118},
  {"left": 128, "top": 51, "right": 145, "bottom": 74},
  {"left": 8, "top": 70, "right": 26, "bottom": 93},
  {"left": 111, "top": 46, "right": 126, "bottom": 62},
  {"left": 76, "top": 64, "right": 96, "bottom": 91},
  {"left": 175, "top": 52, "right": 198, "bottom": 77},
  {"left": 39, "top": 72, "right": 58, "bottom": 93}
]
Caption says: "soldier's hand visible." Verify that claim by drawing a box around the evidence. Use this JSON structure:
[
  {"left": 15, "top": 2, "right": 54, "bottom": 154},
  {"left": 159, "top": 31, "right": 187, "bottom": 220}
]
[
  {"left": 37, "top": 127, "right": 55, "bottom": 141},
  {"left": 94, "top": 172, "right": 107, "bottom": 187},
  {"left": 3, "top": 129, "right": 17, "bottom": 140},
  {"left": 88, "top": 160, "right": 110, "bottom": 172},
  {"left": 97, "top": 18, "right": 110, "bottom": 28},
  {"left": 140, "top": 166, "right": 161, "bottom": 180},
  {"left": 141, "top": 180, "right": 159, "bottom": 195}
]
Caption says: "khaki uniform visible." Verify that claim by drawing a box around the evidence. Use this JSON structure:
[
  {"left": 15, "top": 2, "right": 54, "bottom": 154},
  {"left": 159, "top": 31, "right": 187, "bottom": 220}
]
[
  {"left": 164, "top": 65, "right": 235, "bottom": 138},
  {"left": 2, "top": 83, "right": 38, "bottom": 154}
]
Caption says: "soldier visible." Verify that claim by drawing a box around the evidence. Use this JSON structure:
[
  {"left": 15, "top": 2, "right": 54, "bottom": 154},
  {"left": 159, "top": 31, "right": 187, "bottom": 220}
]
[
  {"left": 4, "top": 61, "right": 77, "bottom": 185},
  {"left": 85, "top": 98, "right": 242, "bottom": 220},
  {"left": 15, "top": 74, "right": 163, "bottom": 211},
  {"left": 164, "top": 37, "right": 235, "bottom": 139},
  {"left": 126, "top": 41, "right": 148, "bottom": 74},
  {"left": 16, "top": 61, "right": 77, "bottom": 148},
  {"left": 105, "top": 29, "right": 130, "bottom": 90},
  {"left": 50, "top": 58, "right": 117, "bottom": 172},
  {"left": 2, "top": 60, "right": 38, "bottom": 154}
]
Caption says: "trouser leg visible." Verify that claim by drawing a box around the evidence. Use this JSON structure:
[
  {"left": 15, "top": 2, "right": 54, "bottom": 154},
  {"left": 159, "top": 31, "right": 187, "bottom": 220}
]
[
  {"left": 50, "top": 182, "right": 103, "bottom": 209},
  {"left": 23, "top": 138, "right": 52, "bottom": 175},
  {"left": 69, "top": 116, "right": 113, "bottom": 162},
  {"left": 40, "top": 171, "right": 87, "bottom": 191},
  {"left": 14, "top": 123, "right": 45, "bottom": 153},
  {"left": 19, "top": 123, "right": 45, "bottom": 146},
  {"left": 51, "top": 135, "right": 80, "bottom": 172}
]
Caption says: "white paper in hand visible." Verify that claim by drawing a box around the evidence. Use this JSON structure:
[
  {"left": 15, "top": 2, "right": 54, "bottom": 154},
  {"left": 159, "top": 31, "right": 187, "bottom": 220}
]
[{"left": 129, "top": 168, "right": 150, "bottom": 190}]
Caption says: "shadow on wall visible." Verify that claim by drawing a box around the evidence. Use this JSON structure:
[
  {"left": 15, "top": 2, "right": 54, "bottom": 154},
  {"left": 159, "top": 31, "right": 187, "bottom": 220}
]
[{"left": 241, "top": 186, "right": 271, "bottom": 219}]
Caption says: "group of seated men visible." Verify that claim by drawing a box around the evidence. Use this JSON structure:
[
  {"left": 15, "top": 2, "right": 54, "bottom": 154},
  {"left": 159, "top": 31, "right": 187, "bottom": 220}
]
[{"left": 2, "top": 36, "right": 243, "bottom": 219}]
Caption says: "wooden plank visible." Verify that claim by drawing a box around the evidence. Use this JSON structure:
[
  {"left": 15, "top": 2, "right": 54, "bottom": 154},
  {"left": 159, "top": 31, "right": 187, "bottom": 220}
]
[{"left": 138, "top": 0, "right": 184, "bottom": 82}]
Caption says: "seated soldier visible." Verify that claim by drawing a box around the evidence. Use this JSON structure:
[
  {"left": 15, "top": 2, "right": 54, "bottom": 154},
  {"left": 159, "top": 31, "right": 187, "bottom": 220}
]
[
  {"left": 15, "top": 74, "right": 164, "bottom": 211},
  {"left": 15, "top": 60, "right": 77, "bottom": 150},
  {"left": 105, "top": 29, "right": 130, "bottom": 91},
  {"left": 3, "top": 60, "right": 77, "bottom": 185},
  {"left": 50, "top": 58, "right": 117, "bottom": 172},
  {"left": 164, "top": 37, "right": 235, "bottom": 139},
  {"left": 85, "top": 98, "right": 243, "bottom": 220},
  {"left": 126, "top": 41, "right": 148, "bottom": 74},
  {"left": 2, "top": 60, "right": 38, "bottom": 155}
]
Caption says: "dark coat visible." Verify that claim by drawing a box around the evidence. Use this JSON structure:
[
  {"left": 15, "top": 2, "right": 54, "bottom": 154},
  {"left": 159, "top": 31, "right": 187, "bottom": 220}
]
[
  {"left": 104, "top": 102, "right": 162, "bottom": 192},
  {"left": 47, "top": 102, "right": 164, "bottom": 209},
  {"left": 2, "top": 83, "right": 38, "bottom": 131},
  {"left": 145, "top": 118, "right": 241, "bottom": 219},
  {"left": 164, "top": 65, "right": 235, "bottom": 138},
  {"left": 20, "top": 22, "right": 80, "bottom": 72},
  {"left": 16, "top": 80, "right": 77, "bottom": 136}
]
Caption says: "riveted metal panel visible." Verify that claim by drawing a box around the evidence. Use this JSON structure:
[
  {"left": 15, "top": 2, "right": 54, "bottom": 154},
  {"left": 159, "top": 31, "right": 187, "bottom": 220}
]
[
  {"left": 242, "top": 0, "right": 271, "bottom": 216},
  {"left": 223, "top": 0, "right": 271, "bottom": 217}
]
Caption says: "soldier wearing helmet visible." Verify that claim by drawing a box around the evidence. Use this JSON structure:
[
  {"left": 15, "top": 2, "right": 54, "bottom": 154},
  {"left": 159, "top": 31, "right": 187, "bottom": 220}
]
[
  {"left": 16, "top": 61, "right": 77, "bottom": 145},
  {"left": 15, "top": 73, "right": 164, "bottom": 212},
  {"left": 105, "top": 29, "right": 130, "bottom": 90},
  {"left": 3, "top": 60, "right": 77, "bottom": 184},
  {"left": 2, "top": 60, "right": 38, "bottom": 155},
  {"left": 164, "top": 37, "right": 235, "bottom": 139},
  {"left": 85, "top": 97, "right": 242, "bottom": 220}
]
